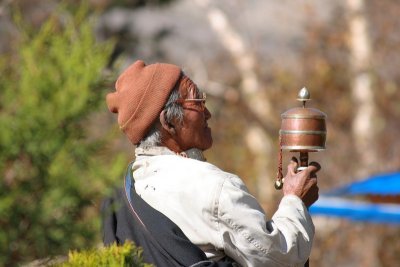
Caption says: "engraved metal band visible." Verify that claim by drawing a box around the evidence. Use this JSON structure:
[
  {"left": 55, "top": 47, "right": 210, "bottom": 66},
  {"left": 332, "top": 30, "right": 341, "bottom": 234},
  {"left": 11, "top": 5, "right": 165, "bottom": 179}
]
[
  {"left": 281, "top": 145, "right": 326, "bottom": 151},
  {"left": 281, "top": 114, "right": 326, "bottom": 119},
  {"left": 279, "top": 130, "right": 326, "bottom": 135}
]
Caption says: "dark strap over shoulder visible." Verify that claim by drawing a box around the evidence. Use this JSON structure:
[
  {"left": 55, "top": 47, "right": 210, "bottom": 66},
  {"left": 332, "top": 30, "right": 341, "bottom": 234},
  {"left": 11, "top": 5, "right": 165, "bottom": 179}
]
[{"left": 102, "top": 162, "right": 234, "bottom": 267}]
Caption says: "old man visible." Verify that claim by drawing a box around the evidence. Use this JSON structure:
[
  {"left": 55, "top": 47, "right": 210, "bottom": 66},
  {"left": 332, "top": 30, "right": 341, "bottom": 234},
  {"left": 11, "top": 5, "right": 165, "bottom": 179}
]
[{"left": 103, "top": 60, "right": 319, "bottom": 267}]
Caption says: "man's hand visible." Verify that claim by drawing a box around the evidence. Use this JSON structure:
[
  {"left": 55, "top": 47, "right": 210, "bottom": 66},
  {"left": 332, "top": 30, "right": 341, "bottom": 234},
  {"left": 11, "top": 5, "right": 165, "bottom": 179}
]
[{"left": 283, "top": 157, "right": 321, "bottom": 207}]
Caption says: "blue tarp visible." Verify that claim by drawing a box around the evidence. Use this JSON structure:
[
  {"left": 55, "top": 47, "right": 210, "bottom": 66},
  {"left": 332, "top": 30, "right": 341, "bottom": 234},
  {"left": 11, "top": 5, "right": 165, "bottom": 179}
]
[
  {"left": 309, "top": 197, "right": 400, "bottom": 224},
  {"left": 309, "top": 172, "right": 400, "bottom": 224},
  {"left": 327, "top": 172, "right": 400, "bottom": 196}
]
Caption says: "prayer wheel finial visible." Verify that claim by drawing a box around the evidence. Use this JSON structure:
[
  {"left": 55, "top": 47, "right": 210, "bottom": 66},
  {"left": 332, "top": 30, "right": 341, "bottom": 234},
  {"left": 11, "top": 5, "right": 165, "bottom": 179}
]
[{"left": 297, "top": 87, "right": 310, "bottom": 108}]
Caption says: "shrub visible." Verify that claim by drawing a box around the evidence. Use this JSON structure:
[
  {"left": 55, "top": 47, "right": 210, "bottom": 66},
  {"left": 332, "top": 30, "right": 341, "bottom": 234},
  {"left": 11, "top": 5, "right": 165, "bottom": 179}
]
[
  {"left": 58, "top": 242, "right": 153, "bottom": 267},
  {"left": 0, "top": 3, "right": 127, "bottom": 265}
]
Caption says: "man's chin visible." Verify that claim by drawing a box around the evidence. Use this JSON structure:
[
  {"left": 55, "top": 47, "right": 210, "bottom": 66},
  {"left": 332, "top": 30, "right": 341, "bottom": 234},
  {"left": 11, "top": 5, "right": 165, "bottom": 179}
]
[
  {"left": 202, "top": 138, "right": 213, "bottom": 151},
  {"left": 204, "top": 129, "right": 213, "bottom": 150}
]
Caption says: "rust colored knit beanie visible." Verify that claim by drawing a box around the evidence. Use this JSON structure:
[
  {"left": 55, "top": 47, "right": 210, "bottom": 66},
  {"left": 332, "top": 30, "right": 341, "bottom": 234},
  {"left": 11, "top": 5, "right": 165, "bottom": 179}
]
[{"left": 106, "top": 60, "right": 181, "bottom": 144}]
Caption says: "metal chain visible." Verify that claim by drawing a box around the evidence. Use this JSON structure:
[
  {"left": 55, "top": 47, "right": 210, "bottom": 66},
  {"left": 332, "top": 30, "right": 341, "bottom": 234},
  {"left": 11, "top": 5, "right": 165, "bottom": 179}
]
[{"left": 275, "top": 134, "right": 284, "bottom": 190}]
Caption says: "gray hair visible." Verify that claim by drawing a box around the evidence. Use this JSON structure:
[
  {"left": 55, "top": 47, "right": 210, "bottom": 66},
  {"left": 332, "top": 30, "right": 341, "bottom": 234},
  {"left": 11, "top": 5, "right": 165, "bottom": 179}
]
[{"left": 138, "top": 85, "right": 183, "bottom": 148}]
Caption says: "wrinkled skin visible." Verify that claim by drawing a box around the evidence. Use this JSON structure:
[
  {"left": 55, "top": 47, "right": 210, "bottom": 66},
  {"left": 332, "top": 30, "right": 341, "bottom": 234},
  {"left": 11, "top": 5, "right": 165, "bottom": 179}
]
[
  {"left": 160, "top": 78, "right": 212, "bottom": 153},
  {"left": 283, "top": 157, "right": 320, "bottom": 207},
  {"left": 171, "top": 104, "right": 212, "bottom": 152}
]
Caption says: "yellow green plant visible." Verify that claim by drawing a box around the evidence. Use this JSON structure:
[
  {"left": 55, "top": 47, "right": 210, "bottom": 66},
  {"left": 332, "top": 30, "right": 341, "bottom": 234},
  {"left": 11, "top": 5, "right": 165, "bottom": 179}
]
[{"left": 58, "top": 242, "right": 153, "bottom": 267}]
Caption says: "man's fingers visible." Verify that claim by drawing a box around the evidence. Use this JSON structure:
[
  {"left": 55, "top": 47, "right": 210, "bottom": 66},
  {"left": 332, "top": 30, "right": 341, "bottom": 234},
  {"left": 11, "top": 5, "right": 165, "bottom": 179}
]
[
  {"left": 308, "top": 177, "right": 318, "bottom": 187},
  {"left": 303, "top": 177, "right": 317, "bottom": 191},
  {"left": 305, "top": 162, "right": 321, "bottom": 174},
  {"left": 308, "top": 182, "right": 319, "bottom": 199},
  {"left": 287, "top": 157, "right": 298, "bottom": 175}
]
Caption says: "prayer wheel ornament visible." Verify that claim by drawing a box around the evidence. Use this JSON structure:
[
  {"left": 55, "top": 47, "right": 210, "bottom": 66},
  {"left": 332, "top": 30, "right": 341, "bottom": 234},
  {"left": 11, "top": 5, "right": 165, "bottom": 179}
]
[{"left": 275, "top": 87, "right": 327, "bottom": 190}]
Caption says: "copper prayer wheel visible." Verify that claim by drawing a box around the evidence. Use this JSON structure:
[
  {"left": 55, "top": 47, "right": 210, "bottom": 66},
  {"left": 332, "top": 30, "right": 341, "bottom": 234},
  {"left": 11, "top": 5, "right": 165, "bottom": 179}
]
[
  {"left": 280, "top": 89, "right": 327, "bottom": 152},
  {"left": 275, "top": 87, "right": 327, "bottom": 190}
]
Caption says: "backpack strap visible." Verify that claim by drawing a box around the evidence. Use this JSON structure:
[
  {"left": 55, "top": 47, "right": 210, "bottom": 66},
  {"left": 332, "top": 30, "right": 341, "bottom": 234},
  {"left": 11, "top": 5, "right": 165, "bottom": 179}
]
[
  {"left": 102, "top": 161, "right": 235, "bottom": 267},
  {"left": 123, "top": 162, "right": 214, "bottom": 266}
]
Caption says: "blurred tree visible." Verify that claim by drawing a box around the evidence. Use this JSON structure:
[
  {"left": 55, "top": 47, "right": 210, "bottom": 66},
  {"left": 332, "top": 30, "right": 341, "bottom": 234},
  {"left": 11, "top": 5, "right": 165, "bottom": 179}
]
[
  {"left": 194, "top": 0, "right": 277, "bottom": 212},
  {"left": 300, "top": 1, "right": 400, "bottom": 266},
  {"left": 347, "top": 0, "right": 377, "bottom": 177},
  {"left": 0, "top": 4, "right": 127, "bottom": 266}
]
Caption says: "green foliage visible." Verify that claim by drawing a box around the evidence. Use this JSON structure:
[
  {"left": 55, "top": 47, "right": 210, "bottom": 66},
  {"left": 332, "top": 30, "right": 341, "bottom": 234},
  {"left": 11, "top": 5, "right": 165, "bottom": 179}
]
[
  {"left": 0, "top": 4, "right": 128, "bottom": 266},
  {"left": 58, "top": 242, "right": 152, "bottom": 267}
]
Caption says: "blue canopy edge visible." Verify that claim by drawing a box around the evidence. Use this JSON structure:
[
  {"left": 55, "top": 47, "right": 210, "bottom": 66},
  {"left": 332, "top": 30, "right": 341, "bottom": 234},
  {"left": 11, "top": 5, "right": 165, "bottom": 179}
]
[
  {"left": 309, "top": 196, "right": 400, "bottom": 224},
  {"left": 326, "top": 172, "right": 400, "bottom": 196}
]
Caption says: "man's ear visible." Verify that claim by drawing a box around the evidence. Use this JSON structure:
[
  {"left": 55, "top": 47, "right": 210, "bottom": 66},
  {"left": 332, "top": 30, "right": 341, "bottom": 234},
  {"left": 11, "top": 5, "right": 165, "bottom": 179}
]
[{"left": 160, "top": 110, "right": 176, "bottom": 135}]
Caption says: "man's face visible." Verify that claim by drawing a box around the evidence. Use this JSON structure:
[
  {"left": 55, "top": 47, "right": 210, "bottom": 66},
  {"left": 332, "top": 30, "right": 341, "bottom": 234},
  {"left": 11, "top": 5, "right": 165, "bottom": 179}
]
[{"left": 173, "top": 83, "right": 213, "bottom": 151}]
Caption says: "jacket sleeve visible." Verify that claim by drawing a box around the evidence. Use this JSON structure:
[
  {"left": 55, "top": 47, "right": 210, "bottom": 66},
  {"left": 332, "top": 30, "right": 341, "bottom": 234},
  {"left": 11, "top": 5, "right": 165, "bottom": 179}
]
[{"left": 217, "top": 175, "right": 314, "bottom": 267}]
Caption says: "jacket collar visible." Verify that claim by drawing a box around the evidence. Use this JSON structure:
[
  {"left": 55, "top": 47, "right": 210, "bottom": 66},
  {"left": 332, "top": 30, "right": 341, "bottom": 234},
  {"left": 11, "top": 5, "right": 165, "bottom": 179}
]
[{"left": 135, "top": 146, "right": 206, "bottom": 161}]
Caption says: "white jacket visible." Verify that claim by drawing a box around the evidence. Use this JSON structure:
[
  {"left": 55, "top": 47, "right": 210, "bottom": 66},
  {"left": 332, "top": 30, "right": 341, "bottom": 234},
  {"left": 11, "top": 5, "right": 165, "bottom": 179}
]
[{"left": 132, "top": 147, "right": 314, "bottom": 267}]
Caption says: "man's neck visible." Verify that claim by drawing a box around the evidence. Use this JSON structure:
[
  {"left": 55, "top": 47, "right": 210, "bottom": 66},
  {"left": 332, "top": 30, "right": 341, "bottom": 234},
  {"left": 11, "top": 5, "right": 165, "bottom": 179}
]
[{"left": 135, "top": 146, "right": 206, "bottom": 161}]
